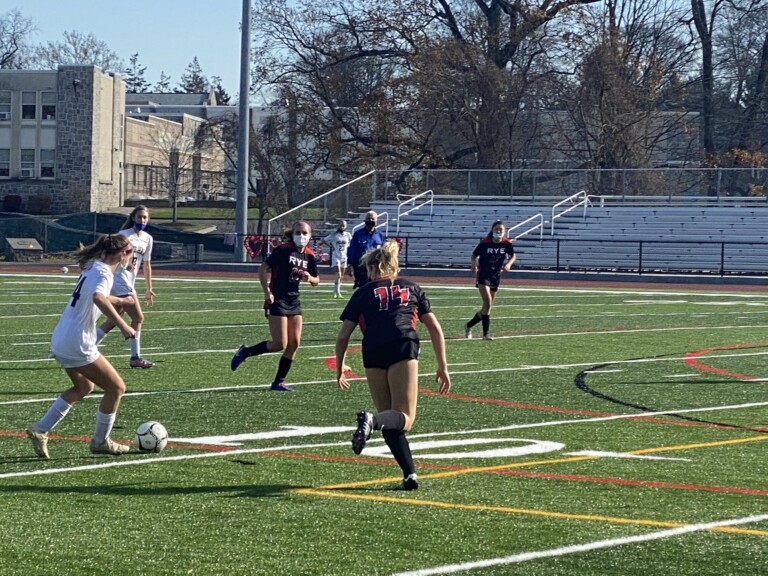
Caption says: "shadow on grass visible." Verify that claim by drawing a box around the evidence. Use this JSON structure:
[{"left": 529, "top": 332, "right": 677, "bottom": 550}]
[{"left": 0, "top": 482, "right": 300, "bottom": 498}]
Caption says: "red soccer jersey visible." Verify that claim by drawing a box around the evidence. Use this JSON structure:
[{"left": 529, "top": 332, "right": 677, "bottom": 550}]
[{"left": 339, "top": 277, "right": 432, "bottom": 350}]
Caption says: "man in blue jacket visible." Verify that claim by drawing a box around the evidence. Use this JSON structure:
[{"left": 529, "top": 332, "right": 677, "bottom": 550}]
[{"left": 346, "top": 210, "right": 386, "bottom": 288}]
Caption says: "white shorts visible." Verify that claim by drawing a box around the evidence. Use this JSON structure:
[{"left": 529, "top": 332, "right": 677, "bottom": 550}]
[
  {"left": 331, "top": 254, "right": 348, "bottom": 268},
  {"left": 111, "top": 277, "right": 136, "bottom": 297},
  {"left": 51, "top": 334, "right": 100, "bottom": 369}
]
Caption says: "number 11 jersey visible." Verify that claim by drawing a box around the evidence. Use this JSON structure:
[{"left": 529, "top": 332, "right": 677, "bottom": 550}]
[{"left": 339, "top": 277, "right": 432, "bottom": 349}]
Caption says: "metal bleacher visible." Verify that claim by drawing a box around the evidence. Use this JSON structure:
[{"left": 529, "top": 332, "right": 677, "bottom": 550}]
[{"left": 372, "top": 199, "right": 768, "bottom": 275}]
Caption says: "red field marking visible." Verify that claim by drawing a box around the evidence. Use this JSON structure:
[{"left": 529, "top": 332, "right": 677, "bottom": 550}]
[
  {"left": 323, "top": 346, "right": 362, "bottom": 378},
  {"left": 418, "top": 389, "right": 613, "bottom": 416},
  {"left": 259, "top": 450, "right": 459, "bottom": 470},
  {"left": 494, "top": 469, "right": 768, "bottom": 496},
  {"left": 417, "top": 389, "right": 764, "bottom": 432},
  {"left": 262, "top": 450, "right": 768, "bottom": 496},
  {"left": 685, "top": 342, "right": 768, "bottom": 381}
]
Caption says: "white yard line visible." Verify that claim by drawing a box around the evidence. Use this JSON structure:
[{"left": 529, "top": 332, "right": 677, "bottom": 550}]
[
  {"left": 4, "top": 325, "right": 768, "bottom": 364},
  {"left": 0, "top": 440, "right": 347, "bottom": 479},
  {"left": 390, "top": 513, "right": 768, "bottom": 575}
]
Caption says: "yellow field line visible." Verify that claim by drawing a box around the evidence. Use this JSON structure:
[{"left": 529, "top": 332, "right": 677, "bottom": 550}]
[
  {"left": 318, "top": 434, "right": 768, "bottom": 490},
  {"left": 630, "top": 434, "right": 768, "bottom": 454},
  {"left": 294, "top": 434, "right": 768, "bottom": 536},
  {"left": 293, "top": 488, "right": 768, "bottom": 537}
]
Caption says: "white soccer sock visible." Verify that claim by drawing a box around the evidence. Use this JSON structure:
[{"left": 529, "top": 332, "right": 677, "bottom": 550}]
[
  {"left": 131, "top": 331, "right": 141, "bottom": 357},
  {"left": 334, "top": 280, "right": 340, "bottom": 294},
  {"left": 37, "top": 396, "right": 73, "bottom": 432},
  {"left": 93, "top": 410, "right": 116, "bottom": 443},
  {"left": 95, "top": 327, "right": 106, "bottom": 345}
]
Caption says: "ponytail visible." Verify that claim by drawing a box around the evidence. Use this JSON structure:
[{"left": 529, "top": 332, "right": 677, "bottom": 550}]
[
  {"left": 361, "top": 240, "right": 400, "bottom": 280},
  {"left": 74, "top": 234, "right": 131, "bottom": 269}
]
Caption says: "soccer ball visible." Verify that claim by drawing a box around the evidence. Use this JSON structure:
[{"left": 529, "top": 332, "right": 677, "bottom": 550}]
[
  {"left": 60, "top": 266, "right": 69, "bottom": 274},
  {"left": 134, "top": 421, "right": 169, "bottom": 453}
]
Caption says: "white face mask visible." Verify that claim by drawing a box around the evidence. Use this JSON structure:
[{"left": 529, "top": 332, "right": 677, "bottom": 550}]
[
  {"left": 492, "top": 232, "right": 503, "bottom": 240},
  {"left": 293, "top": 233, "right": 310, "bottom": 248}
]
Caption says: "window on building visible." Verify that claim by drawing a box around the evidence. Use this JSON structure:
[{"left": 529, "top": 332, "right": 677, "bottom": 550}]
[
  {"left": 0, "top": 149, "right": 9, "bottom": 177},
  {"left": 20, "top": 149, "right": 35, "bottom": 177},
  {"left": 21, "top": 91, "right": 36, "bottom": 120},
  {"left": 0, "top": 91, "right": 10, "bottom": 120},
  {"left": 40, "top": 149, "right": 55, "bottom": 178},
  {"left": 41, "top": 92, "right": 56, "bottom": 121}
]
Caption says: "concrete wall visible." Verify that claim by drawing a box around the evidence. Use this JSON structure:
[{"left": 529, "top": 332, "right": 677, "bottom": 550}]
[{"left": 0, "top": 65, "right": 124, "bottom": 214}]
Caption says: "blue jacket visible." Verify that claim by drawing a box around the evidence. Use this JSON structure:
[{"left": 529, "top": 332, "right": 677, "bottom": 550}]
[{"left": 348, "top": 227, "right": 386, "bottom": 266}]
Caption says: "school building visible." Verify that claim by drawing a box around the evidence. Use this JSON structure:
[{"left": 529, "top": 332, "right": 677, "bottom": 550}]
[{"left": 0, "top": 64, "right": 228, "bottom": 215}]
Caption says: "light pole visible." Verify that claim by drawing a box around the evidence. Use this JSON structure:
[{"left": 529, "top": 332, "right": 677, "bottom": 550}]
[{"left": 234, "top": 0, "right": 251, "bottom": 262}]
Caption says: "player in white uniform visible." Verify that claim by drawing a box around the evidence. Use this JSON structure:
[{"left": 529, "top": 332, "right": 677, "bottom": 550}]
[
  {"left": 26, "top": 234, "right": 137, "bottom": 458},
  {"left": 96, "top": 205, "right": 156, "bottom": 368},
  {"left": 319, "top": 220, "right": 352, "bottom": 298}
]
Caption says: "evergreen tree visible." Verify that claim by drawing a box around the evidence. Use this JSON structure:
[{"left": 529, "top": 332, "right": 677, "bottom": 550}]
[
  {"left": 154, "top": 71, "right": 172, "bottom": 92},
  {"left": 123, "top": 52, "right": 150, "bottom": 93},
  {"left": 210, "top": 75, "right": 231, "bottom": 104},
  {"left": 178, "top": 56, "right": 209, "bottom": 93}
]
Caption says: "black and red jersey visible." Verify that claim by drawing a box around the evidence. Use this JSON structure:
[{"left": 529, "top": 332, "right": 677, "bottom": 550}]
[
  {"left": 472, "top": 238, "right": 515, "bottom": 278},
  {"left": 265, "top": 242, "right": 318, "bottom": 301},
  {"left": 339, "top": 277, "right": 432, "bottom": 350}
]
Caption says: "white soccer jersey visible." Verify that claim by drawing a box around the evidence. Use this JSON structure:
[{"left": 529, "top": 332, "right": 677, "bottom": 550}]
[
  {"left": 323, "top": 230, "right": 352, "bottom": 265},
  {"left": 51, "top": 260, "right": 113, "bottom": 368},
  {"left": 112, "top": 228, "right": 153, "bottom": 295}
]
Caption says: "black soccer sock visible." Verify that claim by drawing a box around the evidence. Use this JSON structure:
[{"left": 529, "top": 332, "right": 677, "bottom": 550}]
[
  {"left": 382, "top": 429, "right": 416, "bottom": 478},
  {"left": 372, "top": 410, "right": 406, "bottom": 431},
  {"left": 481, "top": 314, "right": 490, "bottom": 335},
  {"left": 273, "top": 355, "right": 293, "bottom": 384},
  {"left": 466, "top": 312, "right": 482, "bottom": 328},
  {"left": 244, "top": 341, "right": 269, "bottom": 358}
]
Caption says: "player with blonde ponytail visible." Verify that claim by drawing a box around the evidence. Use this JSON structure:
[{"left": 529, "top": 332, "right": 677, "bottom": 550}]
[{"left": 335, "top": 240, "right": 451, "bottom": 490}]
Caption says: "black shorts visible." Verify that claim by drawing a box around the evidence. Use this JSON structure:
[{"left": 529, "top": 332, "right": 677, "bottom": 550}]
[
  {"left": 363, "top": 339, "right": 420, "bottom": 370},
  {"left": 476, "top": 273, "right": 501, "bottom": 292},
  {"left": 265, "top": 298, "right": 302, "bottom": 317}
]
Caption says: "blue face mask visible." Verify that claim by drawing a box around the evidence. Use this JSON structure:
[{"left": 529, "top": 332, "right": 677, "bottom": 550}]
[{"left": 134, "top": 223, "right": 146, "bottom": 232}]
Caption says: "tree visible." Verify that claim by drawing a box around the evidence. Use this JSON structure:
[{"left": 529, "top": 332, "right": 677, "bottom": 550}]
[
  {"left": 31, "top": 30, "right": 124, "bottom": 72},
  {"left": 0, "top": 8, "right": 35, "bottom": 69},
  {"left": 178, "top": 56, "right": 209, "bottom": 93},
  {"left": 144, "top": 118, "right": 213, "bottom": 222},
  {"left": 562, "top": 0, "right": 698, "bottom": 174},
  {"left": 210, "top": 75, "right": 231, "bottom": 104},
  {"left": 715, "top": 3, "right": 768, "bottom": 155},
  {"left": 154, "top": 71, "right": 172, "bottom": 92},
  {"left": 251, "top": 0, "right": 601, "bottom": 178},
  {"left": 205, "top": 88, "right": 335, "bottom": 233},
  {"left": 124, "top": 52, "right": 150, "bottom": 93}
]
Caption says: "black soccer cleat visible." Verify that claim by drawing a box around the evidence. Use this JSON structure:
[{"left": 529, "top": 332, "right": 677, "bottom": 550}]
[
  {"left": 351, "top": 411, "right": 373, "bottom": 455},
  {"left": 395, "top": 473, "right": 419, "bottom": 491}
]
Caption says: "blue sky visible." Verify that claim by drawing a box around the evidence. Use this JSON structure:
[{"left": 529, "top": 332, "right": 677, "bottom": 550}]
[{"left": 12, "top": 1, "right": 245, "bottom": 96}]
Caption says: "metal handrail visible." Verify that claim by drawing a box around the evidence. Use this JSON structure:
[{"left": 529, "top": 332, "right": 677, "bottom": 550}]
[
  {"left": 266, "top": 170, "right": 375, "bottom": 251},
  {"left": 396, "top": 189, "right": 433, "bottom": 234},
  {"left": 550, "top": 190, "right": 592, "bottom": 236},
  {"left": 508, "top": 213, "right": 545, "bottom": 242}
]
